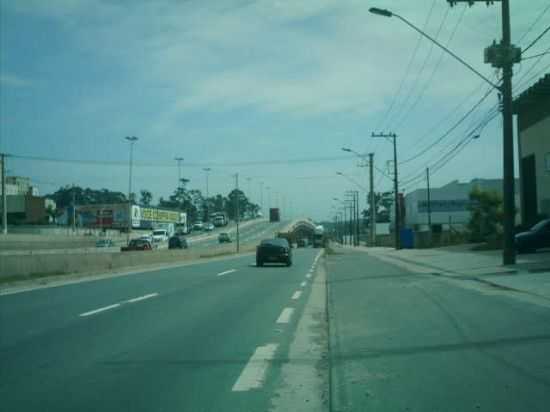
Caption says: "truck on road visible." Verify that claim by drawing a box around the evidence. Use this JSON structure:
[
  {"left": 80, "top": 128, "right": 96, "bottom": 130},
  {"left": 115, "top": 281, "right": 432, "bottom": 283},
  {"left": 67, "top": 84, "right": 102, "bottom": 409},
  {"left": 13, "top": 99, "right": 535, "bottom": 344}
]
[
  {"left": 269, "top": 208, "right": 280, "bottom": 222},
  {"left": 313, "top": 225, "right": 325, "bottom": 248}
]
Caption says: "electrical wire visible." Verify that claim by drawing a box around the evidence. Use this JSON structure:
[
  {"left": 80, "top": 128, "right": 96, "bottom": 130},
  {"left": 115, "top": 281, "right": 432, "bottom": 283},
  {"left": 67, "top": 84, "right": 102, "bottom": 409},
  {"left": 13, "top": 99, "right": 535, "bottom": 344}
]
[
  {"left": 522, "top": 23, "right": 550, "bottom": 55},
  {"left": 374, "top": 0, "right": 438, "bottom": 133},
  {"left": 398, "top": 86, "right": 495, "bottom": 165},
  {"left": 393, "top": 5, "right": 464, "bottom": 131},
  {"left": 517, "top": 3, "right": 550, "bottom": 45}
]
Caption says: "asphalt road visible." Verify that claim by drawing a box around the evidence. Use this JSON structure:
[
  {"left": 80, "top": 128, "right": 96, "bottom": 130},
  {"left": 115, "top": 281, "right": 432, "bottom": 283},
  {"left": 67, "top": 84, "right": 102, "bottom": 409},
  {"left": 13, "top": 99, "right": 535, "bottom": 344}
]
[
  {"left": 0, "top": 247, "right": 325, "bottom": 412},
  {"left": 327, "top": 247, "right": 550, "bottom": 412}
]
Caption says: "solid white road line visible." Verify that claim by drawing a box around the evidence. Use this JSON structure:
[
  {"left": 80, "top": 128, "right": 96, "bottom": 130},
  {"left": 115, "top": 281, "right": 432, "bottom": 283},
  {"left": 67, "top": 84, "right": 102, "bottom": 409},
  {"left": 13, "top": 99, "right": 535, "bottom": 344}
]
[
  {"left": 300, "top": 281, "right": 307, "bottom": 287},
  {"left": 126, "top": 293, "right": 159, "bottom": 303},
  {"left": 291, "top": 291, "right": 302, "bottom": 300},
  {"left": 276, "top": 307, "right": 294, "bottom": 324},
  {"left": 232, "top": 343, "right": 279, "bottom": 392},
  {"left": 79, "top": 303, "right": 121, "bottom": 317},
  {"left": 217, "top": 269, "right": 237, "bottom": 276}
]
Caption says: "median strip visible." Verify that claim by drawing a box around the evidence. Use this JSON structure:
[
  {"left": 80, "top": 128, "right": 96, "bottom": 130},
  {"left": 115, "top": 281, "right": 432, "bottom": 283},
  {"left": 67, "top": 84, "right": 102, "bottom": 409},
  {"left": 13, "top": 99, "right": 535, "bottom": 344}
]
[
  {"left": 232, "top": 343, "right": 279, "bottom": 392},
  {"left": 217, "top": 269, "right": 237, "bottom": 277}
]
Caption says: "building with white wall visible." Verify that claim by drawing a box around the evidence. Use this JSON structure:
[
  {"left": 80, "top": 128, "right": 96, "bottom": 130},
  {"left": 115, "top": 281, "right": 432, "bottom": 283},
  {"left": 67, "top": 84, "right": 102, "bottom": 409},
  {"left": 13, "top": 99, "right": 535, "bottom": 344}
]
[{"left": 403, "top": 178, "right": 518, "bottom": 230}]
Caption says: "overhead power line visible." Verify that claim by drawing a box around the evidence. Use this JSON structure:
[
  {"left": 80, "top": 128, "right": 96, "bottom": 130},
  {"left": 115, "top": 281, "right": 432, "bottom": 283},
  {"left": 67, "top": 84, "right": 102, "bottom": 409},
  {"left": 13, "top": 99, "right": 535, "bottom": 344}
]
[
  {"left": 398, "top": 86, "right": 495, "bottom": 165},
  {"left": 522, "top": 23, "right": 550, "bottom": 55},
  {"left": 7, "top": 153, "right": 358, "bottom": 168}
]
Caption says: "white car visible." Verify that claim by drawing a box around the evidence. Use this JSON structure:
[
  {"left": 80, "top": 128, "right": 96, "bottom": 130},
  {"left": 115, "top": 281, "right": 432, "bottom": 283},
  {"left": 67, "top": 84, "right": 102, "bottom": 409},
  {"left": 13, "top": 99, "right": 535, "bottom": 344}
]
[
  {"left": 204, "top": 222, "right": 215, "bottom": 231},
  {"left": 151, "top": 229, "right": 169, "bottom": 242}
]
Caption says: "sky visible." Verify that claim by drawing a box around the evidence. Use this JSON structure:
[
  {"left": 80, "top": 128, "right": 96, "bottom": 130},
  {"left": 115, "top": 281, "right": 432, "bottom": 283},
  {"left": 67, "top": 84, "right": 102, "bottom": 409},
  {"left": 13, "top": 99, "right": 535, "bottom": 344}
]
[{"left": 1, "top": 0, "right": 549, "bottom": 221}]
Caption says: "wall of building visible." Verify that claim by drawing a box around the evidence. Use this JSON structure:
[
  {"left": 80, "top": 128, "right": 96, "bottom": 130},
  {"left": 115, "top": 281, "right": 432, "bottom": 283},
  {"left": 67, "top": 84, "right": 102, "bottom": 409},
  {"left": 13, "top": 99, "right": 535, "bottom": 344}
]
[{"left": 520, "top": 116, "right": 550, "bottom": 217}]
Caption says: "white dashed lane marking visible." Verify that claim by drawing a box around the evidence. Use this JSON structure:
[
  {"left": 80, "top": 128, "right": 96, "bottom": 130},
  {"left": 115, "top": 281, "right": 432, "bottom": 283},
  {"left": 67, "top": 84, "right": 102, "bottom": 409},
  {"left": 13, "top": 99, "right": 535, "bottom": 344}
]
[
  {"left": 79, "top": 304, "right": 121, "bottom": 317},
  {"left": 291, "top": 291, "right": 302, "bottom": 300},
  {"left": 217, "top": 269, "right": 237, "bottom": 277},
  {"left": 126, "top": 293, "right": 158, "bottom": 303},
  {"left": 232, "top": 343, "right": 279, "bottom": 392},
  {"left": 276, "top": 307, "right": 294, "bottom": 324},
  {"left": 300, "top": 281, "right": 307, "bottom": 287}
]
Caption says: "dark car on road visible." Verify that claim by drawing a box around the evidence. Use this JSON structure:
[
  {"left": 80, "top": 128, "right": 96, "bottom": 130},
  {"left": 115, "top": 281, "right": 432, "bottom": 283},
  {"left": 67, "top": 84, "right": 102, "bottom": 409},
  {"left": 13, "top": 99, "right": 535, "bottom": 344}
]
[
  {"left": 168, "top": 235, "right": 189, "bottom": 249},
  {"left": 218, "top": 232, "right": 231, "bottom": 243},
  {"left": 515, "top": 219, "right": 550, "bottom": 253},
  {"left": 121, "top": 239, "right": 153, "bottom": 251},
  {"left": 256, "top": 238, "right": 292, "bottom": 267}
]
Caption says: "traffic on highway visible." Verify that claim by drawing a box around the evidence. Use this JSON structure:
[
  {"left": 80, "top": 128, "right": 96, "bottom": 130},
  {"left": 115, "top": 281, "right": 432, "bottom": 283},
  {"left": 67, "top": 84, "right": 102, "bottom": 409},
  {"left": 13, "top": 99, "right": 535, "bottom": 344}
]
[{"left": 2, "top": 1, "right": 550, "bottom": 411}]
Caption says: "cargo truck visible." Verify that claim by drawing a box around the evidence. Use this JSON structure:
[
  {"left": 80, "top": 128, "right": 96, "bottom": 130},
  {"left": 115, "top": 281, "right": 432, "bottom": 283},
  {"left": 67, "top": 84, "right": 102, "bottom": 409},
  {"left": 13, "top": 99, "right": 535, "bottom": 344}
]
[{"left": 269, "top": 208, "right": 280, "bottom": 222}]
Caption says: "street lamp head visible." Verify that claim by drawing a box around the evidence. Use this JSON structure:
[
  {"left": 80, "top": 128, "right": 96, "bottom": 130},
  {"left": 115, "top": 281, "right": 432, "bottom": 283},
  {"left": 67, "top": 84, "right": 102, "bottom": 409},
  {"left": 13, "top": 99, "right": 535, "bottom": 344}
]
[
  {"left": 125, "top": 136, "right": 138, "bottom": 142},
  {"left": 472, "top": 134, "right": 481, "bottom": 139},
  {"left": 369, "top": 7, "right": 393, "bottom": 17},
  {"left": 336, "top": 172, "right": 343, "bottom": 176},
  {"left": 203, "top": 167, "right": 211, "bottom": 172},
  {"left": 341, "top": 147, "right": 352, "bottom": 153}
]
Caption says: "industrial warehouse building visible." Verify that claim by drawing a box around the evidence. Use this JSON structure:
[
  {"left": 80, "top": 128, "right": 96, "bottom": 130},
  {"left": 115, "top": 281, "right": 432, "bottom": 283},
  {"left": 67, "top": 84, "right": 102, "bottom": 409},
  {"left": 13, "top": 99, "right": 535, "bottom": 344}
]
[{"left": 513, "top": 73, "right": 550, "bottom": 226}]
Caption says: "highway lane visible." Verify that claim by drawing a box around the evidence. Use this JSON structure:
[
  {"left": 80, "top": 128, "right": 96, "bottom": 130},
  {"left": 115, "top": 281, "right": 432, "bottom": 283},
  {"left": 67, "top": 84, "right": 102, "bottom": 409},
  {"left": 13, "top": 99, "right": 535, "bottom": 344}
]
[{"left": 0, "top": 247, "right": 324, "bottom": 412}]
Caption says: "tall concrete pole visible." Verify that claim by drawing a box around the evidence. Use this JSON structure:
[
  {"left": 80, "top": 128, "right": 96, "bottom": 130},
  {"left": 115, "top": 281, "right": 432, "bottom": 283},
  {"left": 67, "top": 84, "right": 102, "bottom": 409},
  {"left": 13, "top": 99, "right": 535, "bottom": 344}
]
[
  {"left": 235, "top": 173, "right": 240, "bottom": 253},
  {"left": 125, "top": 136, "right": 138, "bottom": 245},
  {"left": 369, "top": 153, "right": 375, "bottom": 246},
  {"left": 500, "top": 0, "right": 516, "bottom": 265},
  {"left": 1, "top": 153, "right": 7, "bottom": 235}
]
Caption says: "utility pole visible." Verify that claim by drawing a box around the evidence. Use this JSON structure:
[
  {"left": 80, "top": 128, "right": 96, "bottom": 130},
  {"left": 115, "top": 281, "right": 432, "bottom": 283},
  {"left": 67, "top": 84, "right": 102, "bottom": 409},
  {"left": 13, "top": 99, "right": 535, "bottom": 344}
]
[
  {"left": 446, "top": 0, "right": 519, "bottom": 265},
  {"left": 369, "top": 153, "right": 376, "bottom": 246},
  {"left": 235, "top": 173, "right": 240, "bottom": 253},
  {"left": 259, "top": 182, "right": 264, "bottom": 215},
  {"left": 372, "top": 132, "right": 400, "bottom": 249},
  {"left": 355, "top": 190, "right": 361, "bottom": 246},
  {"left": 125, "top": 136, "right": 138, "bottom": 245},
  {"left": 426, "top": 167, "right": 432, "bottom": 228},
  {"left": 72, "top": 185, "right": 76, "bottom": 233},
  {"left": 203, "top": 167, "right": 211, "bottom": 221},
  {"left": 175, "top": 157, "right": 184, "bottom": 189},
  {"left": 1, "top": 153, "right": 7, "bottom": 235}
]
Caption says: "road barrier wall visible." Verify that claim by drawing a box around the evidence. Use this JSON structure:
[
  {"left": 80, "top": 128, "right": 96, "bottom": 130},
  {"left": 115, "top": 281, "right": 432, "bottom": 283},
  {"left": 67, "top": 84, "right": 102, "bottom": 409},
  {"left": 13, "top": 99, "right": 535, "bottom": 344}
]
[{"left": 0, "top": 243, "right": 255, "bottom": 281}]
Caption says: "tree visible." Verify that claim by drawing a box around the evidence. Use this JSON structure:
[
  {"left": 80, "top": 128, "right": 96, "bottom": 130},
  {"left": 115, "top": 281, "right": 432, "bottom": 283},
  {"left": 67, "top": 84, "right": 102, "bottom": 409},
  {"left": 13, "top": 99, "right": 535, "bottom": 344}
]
[
  {"left": 46, "top": 186, "right": 127, "bottom": 210},
  {"left": 468, "top": 188, "right": 503, "bottom": 242},
  {"left": 140, "top": 190, "right": 153, "bottom": 206}
]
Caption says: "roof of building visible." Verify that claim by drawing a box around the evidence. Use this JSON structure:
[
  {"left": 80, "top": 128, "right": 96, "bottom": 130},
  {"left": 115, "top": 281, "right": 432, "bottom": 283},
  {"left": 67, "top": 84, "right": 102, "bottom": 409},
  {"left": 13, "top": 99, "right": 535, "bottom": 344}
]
[{"left": 513, "top": 73, "right": 550, "bottom": 110}]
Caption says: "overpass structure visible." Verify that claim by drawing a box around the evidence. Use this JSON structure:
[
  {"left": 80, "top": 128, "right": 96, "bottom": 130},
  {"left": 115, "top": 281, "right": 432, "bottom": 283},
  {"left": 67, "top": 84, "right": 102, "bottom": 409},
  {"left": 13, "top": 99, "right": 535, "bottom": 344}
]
[{"left": 277, "top": 218, "right": 318, "bottom": 243}]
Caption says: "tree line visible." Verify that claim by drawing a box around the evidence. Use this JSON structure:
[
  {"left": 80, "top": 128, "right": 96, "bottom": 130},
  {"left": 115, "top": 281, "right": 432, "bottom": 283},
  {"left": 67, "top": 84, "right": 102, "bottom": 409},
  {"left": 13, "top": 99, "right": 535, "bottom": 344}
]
[{"left": 47, "top": 179, "right": 260, "bottom": 223}]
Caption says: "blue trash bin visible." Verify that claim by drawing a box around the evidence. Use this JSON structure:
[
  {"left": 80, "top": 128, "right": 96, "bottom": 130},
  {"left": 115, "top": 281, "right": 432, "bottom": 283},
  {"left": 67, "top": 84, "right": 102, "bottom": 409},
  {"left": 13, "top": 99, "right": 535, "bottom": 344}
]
[{"left": 400, "top": 228, "right": 414, "bottom": 249}]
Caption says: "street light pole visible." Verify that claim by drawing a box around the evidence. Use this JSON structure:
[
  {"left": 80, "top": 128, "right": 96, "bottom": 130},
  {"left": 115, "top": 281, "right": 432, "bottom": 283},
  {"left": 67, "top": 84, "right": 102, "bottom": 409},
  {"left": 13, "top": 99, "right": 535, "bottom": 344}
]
[
  {"left": 235, "top": 173, "right": 240, "bottom": 253},
  {"left": 125, "top": 136, "right": 138, "bottom": 245},
  {"left": 175, "top": 157, "right": 184, "bottom": 189},
  {"left": 369, "top": 153, "right": 376, "bottom": 246},
  {"left": 426, "top": 167, "right": 432, "bottom": 228},
  {"left": 1, "top": 153, "right": 7, "bottom": 235},
  {"left": 203, "top": 167, "right": 211, "bottom": 222}
]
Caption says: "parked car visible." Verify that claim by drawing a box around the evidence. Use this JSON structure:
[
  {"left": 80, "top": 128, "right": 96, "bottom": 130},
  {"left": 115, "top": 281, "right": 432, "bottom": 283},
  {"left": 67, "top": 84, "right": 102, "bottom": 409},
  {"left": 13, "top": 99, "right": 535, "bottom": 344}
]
[
  {"left": 218, "top": 232, "right": 231, "bottom": 243},
  {"left": 204, "top": 222, "right": 215, "bottom": 231},
  {"left": 96, "top": 239, "right": 114, "bottom": 248},
  {"left": 193, "top": 222, "right": 204, "bottom": 231},
  {"left": 151, "top": 229, "right": 169, "bottom": 243},
  {"left": 121, "top": 239, "right": 153, "bottom": 251},
  {"left": 168, "top": 235, "right": 189, "bottom": 249},
  {"left": 256, "top": 238, "right": 292, "bottom": 267},
  {"left": 515, "top": 218, "right": 550, "bottom": 253}
]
